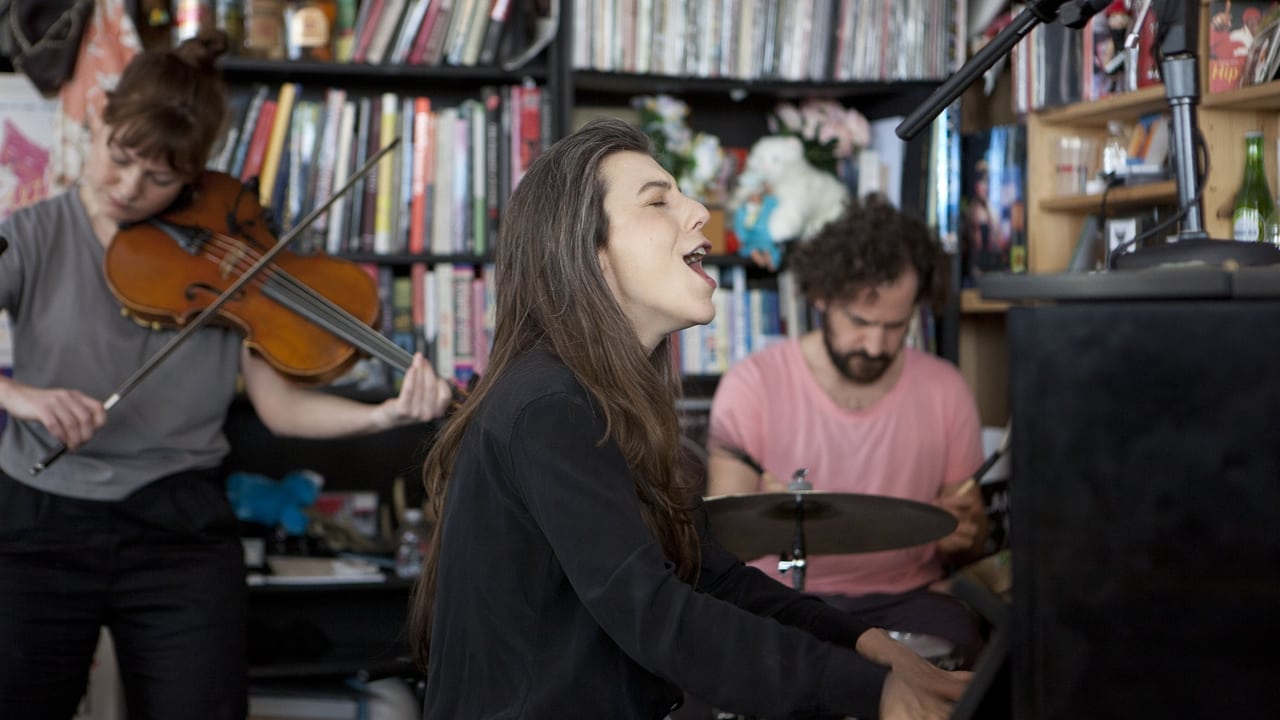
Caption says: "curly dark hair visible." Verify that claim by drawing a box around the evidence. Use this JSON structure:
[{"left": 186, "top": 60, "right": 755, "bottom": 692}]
[{"left": 787, "top": 195, "right": 950, "bottom": 311}]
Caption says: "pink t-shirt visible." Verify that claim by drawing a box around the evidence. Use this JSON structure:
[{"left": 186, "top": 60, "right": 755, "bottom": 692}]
[{"left": 708, "top": 339, "right": 983, "bottom": 596}]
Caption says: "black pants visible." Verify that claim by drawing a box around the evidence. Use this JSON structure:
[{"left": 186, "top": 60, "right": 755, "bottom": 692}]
[{"left": 0, "top": 471, "right": 248, "bottom": 720}]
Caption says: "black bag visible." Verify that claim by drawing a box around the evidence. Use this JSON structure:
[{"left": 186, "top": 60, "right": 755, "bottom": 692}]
[{"left": 0, "top": 0, "right": 94, "bottom": 97}]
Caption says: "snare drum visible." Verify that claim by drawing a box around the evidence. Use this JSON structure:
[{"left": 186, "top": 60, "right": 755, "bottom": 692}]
[{"left": 886, "top": 630, "right": 960, "bottom": 670}]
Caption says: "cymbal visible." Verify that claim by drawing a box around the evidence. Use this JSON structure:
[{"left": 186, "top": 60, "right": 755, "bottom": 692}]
[{"left": 704, "top": 491, "right": 957, "bottom": 560}]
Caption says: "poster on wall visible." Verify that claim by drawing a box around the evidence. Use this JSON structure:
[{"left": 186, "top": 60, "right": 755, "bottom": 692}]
[
  {"left": 0, "top": 72, "right": 55, "bottom": 430},
  {"left": 0, "top": 72, "right": 58, "bottom": 221}
]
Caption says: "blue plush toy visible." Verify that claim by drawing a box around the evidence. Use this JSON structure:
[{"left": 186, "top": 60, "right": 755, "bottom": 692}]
[
  {"left": 226, "top": 470, "right": 323, "bottom": 535},
  {"left": 732, "top": 193, "right": 782, "bottom": 268}
]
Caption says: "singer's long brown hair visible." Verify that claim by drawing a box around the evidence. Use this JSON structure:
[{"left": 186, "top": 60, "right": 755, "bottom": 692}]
[{"left": 408, "top": 118, "right": 702, "bottom": 671}]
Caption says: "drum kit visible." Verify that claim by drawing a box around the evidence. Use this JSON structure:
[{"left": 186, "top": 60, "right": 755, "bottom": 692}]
[
  {"left": 703, "top": 468, "right": 958, "bottom": 591},
  {"left": 701, "top": 468, "right": 964, "bottom": 681}
]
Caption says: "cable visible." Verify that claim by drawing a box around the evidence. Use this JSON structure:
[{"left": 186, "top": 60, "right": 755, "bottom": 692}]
[{"left": 1105, "top": 125, "right": 1209, "bottom": 269}]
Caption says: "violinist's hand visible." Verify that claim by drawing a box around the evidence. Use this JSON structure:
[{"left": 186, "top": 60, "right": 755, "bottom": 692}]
[
  {"left": 858, "top": 628, "right": 971, "bottom": 720},
  {"left": 0, "top": 379, "right": 106, "bottom": 449},
  {"left": 935, "top": 478, "right": 988, "bottom": 560},
  {"left": 374, "top": 353, "right": 454, "bottom": 429}
]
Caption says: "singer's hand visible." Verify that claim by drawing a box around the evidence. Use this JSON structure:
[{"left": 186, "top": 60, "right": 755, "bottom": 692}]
[
  {"left": 858, "top": 628, "right": 971, "bottom": 720},
  {"left": 0, "top": 380, "right": 106, "bottom": 449}
]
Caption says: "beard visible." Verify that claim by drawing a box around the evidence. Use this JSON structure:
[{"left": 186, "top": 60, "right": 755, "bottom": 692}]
[{"left": 822, "top": 321, "right": 898, "bottom": 385}]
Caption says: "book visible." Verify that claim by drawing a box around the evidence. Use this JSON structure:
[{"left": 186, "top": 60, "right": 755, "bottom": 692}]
[
  {"left": 477, "top": 0, "right": 513, "bottom": 66},
  {"left": 284, "top": 99, "right": 323, "bottom": 235},
  {"left": 210, "top": 85, "right": 256, "bottom": 173},
  {"left": 228, "top": 84, "right": 271, "bottom": 180},
  {"left": 324, "top": 99, "right": 358, "bottom": 255},
  {"left": 418, "top": 0, "right": 457, "bottom": 65},
  {"left": 366, "top": 0, "right": 411, "bottom": 64},
  {"left": 960, "top": 125, "right": 1027, "bottom": 284},
  {"left": 443, "top": 0, "right": 482, "bottom": 65},
  {"left": 257, "top": 83, "right": 299, "bottom": 208},
  {"left": 408, "top": 98, "right": 435, "bottom": 254},
  {"left": 345, "top": 96, "right": 373, "bottom": 252},
  {"left": 459, "top": 0, "right": 495, "bottom": 66},
  {"left": 373, "top": 93, "right": 399, "bottom": 254},
  {"left": 388, "top": 0, "right": 433, "bottom": 64},
  {"left": 431, "top": 106, "right": 456, "bottom": 254},
  {"left": 351, "top": 0, "right": 389, "bottom": 62},
  {"left": 309, "top": 88, "right": 348, "bottom": 250},
  {"left": 238, "top": 98, "right": 278, "bottom": 184}
]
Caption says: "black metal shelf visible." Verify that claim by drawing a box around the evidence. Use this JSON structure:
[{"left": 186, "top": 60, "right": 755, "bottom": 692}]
[
  {"left": 334, "top": 252, "right": 759, "bottom": 267},
  {"left": 218, "top": 56, "right": 547, "bottom": 87},
  {"left": 571, "top": 71, "right": 939, "bottom": 101}
]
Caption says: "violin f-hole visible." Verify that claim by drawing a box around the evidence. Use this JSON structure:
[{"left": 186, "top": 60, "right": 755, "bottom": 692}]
[{"left": 185, "top": 283, "right": 244, "bottom": 304}]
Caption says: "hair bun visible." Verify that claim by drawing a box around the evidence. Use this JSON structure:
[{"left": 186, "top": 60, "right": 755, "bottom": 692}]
[{"left": 174, "top": 29, "right": 230, "bottom": 70}]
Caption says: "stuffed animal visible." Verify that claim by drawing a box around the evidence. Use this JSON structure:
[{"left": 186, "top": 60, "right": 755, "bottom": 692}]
[
  {"left": 732, "top": 192, "right": 782, "bottom": 269},
  {"left": 730, "top": 135, "right": 849, "bottom": 250},
  {"left": 226, "top": 470, "right": 323, "bottom": 535}
]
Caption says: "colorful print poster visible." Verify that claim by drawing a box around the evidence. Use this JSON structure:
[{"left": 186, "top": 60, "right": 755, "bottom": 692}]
[{"left": 0, "top": 73, "right": 58, "bottom": 220}]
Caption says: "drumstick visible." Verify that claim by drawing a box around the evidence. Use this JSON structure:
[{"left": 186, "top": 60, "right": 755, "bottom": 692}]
[
  {"left": 952, "top": 420, "right": 1013, "bottom": 497},
  {"left": 951, "top": 478, "right": 977, "bottom": 498},
  {"left": 720, "top": 447, "right": 765, "bottom": 476}
]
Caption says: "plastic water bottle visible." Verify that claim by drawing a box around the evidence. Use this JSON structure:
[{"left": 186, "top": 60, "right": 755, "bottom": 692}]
[
  {"left": 394, "top": 508, "right": 429, "bottom": 579},
  {"left": 1101, "top": 121, "right": 1129, "bottom": 179}
]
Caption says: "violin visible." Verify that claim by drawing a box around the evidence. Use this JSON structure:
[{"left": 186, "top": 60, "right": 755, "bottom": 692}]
[
  {"left": 31, "top": 142, "right": 435, "bottom": 476},
  {"left": 103, "top": 170, "right": 417, "bottom": 384}
]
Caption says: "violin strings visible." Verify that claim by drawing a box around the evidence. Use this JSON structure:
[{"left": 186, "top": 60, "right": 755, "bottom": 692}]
[
  {"left": 202, "top": 233, "right": 413, "bottom": 371},
  {"left": 213, "top": 237, "right": 411, "bottom": 368}
]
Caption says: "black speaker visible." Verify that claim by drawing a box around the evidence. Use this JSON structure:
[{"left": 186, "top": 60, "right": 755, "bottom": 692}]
[{"left": 1007, "top": 301, "right": 1280, "bottom": 719}]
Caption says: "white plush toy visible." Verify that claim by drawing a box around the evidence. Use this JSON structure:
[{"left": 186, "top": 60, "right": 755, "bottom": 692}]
[{"left": 731, "top": 134, "right": 849, "bottom": 243}]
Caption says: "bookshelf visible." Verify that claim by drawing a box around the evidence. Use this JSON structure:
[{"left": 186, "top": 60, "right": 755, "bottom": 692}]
[
  {"left": 214, "top": 1, "right": 962, "bottom": 389},
  {"left": 1022, "top": 0, "right": 1280, "bottom": 275},
  {"left": 971, "top": 0, "right": 1280, "bottom": 425},
  {"left": 559, "top": 1, "right": 963, "bottom": 386}
]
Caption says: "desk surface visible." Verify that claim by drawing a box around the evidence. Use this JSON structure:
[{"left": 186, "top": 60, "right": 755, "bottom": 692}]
[
  {"left": 978, "top": 265, "right": 1280, "bottom": 302},
  {"left": 247, "top": 575, "right": 417, "bottom": 682}
]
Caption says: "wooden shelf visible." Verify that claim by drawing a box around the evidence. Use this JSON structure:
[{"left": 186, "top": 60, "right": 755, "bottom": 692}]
[
  {"left": 1035, "top": 85, "right": 1169, "bottom": 126},
  {"left": 960, "top": 288, "right": 1011, "bottom": 314},
  {"left": 1203, "top": 81, "right": 1280, "bottom": 111},
  {"left": 1038, "top": 180, "right": 1179, "bottom": 213}
]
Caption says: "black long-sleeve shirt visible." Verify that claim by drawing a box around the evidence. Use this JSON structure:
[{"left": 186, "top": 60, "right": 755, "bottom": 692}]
[{"left": 424, "top": 350, "right": 890, "bottom": 719}]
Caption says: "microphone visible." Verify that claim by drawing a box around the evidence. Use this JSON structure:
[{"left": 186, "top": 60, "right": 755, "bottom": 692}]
[{"left": 1056, "top": 0, "right": 1114, "bottom": 29}]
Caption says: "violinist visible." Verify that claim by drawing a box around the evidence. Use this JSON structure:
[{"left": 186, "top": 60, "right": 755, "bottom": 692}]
[{"left": 0, "top": 31, "right": 452, "bottom": 719}]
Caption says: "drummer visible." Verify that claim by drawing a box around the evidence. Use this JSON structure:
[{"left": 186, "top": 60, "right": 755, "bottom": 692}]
[{"left": 707, "top": 195, "right": 989, "bottom": 667}]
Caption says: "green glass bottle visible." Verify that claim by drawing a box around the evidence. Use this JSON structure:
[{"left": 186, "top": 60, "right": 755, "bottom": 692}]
[{"left": 1232, "top": 131, "right": 1275, "bottom": 243}]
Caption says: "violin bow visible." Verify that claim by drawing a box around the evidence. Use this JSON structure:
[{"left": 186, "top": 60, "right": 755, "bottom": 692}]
[{"left": 32, "top": 140, "right": 403, "bottom": 476}]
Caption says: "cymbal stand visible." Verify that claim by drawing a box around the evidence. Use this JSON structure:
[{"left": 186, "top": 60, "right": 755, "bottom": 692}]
[{"left": 777, "top": 469, "right": 812, "bottom": 591}]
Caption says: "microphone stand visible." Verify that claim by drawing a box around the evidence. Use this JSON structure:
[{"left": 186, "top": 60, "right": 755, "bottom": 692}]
[{"left": 897, "top": 0, "right": 1077, "bottom": 141}]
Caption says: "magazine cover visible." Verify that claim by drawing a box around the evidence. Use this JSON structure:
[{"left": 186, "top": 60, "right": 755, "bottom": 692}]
[
  {"left": 960, "top": 125, "right": 1027, "bottom": 285},
  {"left": 0, "top": 73, "right": 58, "bottom": 220},
  {"left": 1208, "top": 1, "right": 1280, "bottom": 92}
]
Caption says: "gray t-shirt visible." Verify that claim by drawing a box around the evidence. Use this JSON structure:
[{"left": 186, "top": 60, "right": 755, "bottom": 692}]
[{"left": 0, "top": 188, "right": 243, "bottom": 500}]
